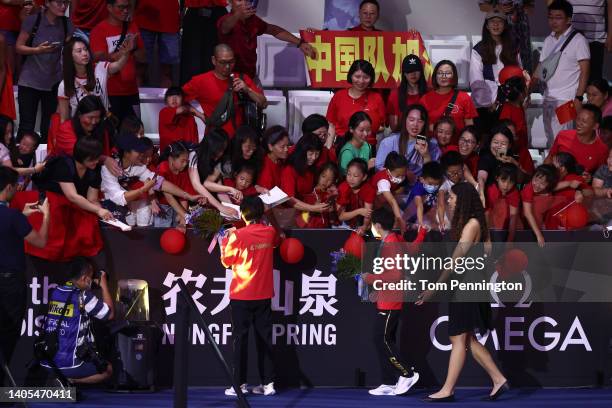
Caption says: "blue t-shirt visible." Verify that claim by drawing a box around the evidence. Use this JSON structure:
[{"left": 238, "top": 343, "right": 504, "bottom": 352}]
[
  {"left": 0, "top": 202, "right": 32, "bottom": 275},
  {"left": 407, "top": 182, "right": 439, "bottom": 209}
]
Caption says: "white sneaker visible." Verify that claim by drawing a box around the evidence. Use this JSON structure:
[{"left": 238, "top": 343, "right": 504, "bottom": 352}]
[
  {"left": 368, "top": 384, "right": 396, "bottom": 396},
  {"left": 394, "top": 372, "right": 419, "bottom": 395},
  {"left": 224, "top": 383, "right": 248, "bottom": 396},
  {"left": 252, "top": 382, "right": 276, "bottom": 396}
]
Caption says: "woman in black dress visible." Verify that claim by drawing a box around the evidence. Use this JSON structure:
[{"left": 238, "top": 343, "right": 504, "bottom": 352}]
[{"left": 416, "top": 182, "right": 508, "bottom": 402}]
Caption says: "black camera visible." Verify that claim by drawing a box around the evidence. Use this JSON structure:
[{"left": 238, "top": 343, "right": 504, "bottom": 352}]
[{"left": 76, "top": 342, "right": 107, "bottom": 374}]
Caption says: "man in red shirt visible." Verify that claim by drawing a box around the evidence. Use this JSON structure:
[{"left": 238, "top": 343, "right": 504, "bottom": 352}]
[
  {"left": 134, "top": 0, "right": 180, "bottom": 87},
  {"left": 220, "top": 196, "right": 278, "bottom": 397},
  {"left": 90, "top": 0, "right": 146, "bottom": 122},
  {"left": 71, "top": 0, "right": 107, "bottom": 41},
  {"left": 544, "top": 104, "right": 608, "bottom": 175},
  {"left": 349, "top": 0, "right": 381, "bottom": 31},
  {"left": 182, "top": 44, "right": 267, "bottom": 138},
  {"left": 180, "top": 0, "right": 227, "bottom": 85},
  {"left": 217, "top": 0, "right": 315, "bottom": 82}
]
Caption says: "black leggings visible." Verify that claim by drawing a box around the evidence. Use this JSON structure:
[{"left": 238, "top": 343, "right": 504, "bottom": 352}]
[{"left": 372, "top": 309, "right": 413, "bottom": 384}]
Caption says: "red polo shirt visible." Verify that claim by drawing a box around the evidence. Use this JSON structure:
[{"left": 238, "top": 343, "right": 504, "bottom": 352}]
[
  {"left": 363, "top": 232, "right": 405, "bottom": 310},
  {"left": 280, "top": 165, "right": 315, "bottom": 200},
  {"left": 182, "top": 70, "right": 262, "bottom": 138},
  {"left": 134, "top": 0, "right": 180, "bottom": 33},
  {"left": 90, "top": 20, "right": 144, "bottom": 96},
  {"left": 326, "top": 89, "right": 386, "bottom": 146},
  {"left": 71, "top": 0, "right": 108, "bottom": 31},
  {"left": 257, "top": 154, "right": 284, "bottom": 190},
  {"left": 337, "top": 180, "right": 376, "bottom": 210},
  {"left": 221, "top": 223, "right": 278, "bottom": 301},
  {"left": 158, "top": 107, "right": 199, "bottom": 153},
  {"left": 548, "top": 130, "right": 609, "bottom": 174},
  {"left": 217, "top": 13, "right": 268, "bottom": 78}
]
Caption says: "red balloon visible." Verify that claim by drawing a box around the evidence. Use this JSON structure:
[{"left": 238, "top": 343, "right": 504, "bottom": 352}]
[
  {"left": 343, "top": 232, "right": 364, "bottom": 258},
  {"left": 160, "top": 228, "right": 186, "bottom": 255},
  {"left": 280, "top": 238, "right": 304, "bottom": 264},
  {"left": 499, "top": 65, "right": 524, "bottom": 85},
  {"left": 497, "top": 249, "right": 528, "bottom": 279},
  {"left": 561, "top": 203, "right": 588, "bottom": 230}
]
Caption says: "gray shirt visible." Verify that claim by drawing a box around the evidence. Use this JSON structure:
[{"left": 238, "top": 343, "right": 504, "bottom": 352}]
[
  {"left": 18, "top": 12, "right": 74, "bottom": 91},
  {"left": 593, "top": 165, "right": 612, "bottom": 188}
]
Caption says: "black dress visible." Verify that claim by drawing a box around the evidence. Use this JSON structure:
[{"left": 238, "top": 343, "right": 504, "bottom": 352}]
[{"left": 447, "top": 243, "right": 493, "bottom": 337}]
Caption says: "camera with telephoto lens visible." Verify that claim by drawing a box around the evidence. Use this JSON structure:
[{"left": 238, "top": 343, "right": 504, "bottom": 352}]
[{"left": 76, "top": 342, "right": 107, "bottom": 374}]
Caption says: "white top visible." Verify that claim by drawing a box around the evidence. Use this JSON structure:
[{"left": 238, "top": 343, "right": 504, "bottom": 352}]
[
  {"left": 470, "top": 45, "right": 506, "bottom": 108},
  {"left": 439, "top": 178, "right": 455, "bottom": 193},
  {"left": 0, "top": 144, "right": 9, "bottom": 163},
  {"left": 57, "top": 62, "right": 110, "bottom": 116},
  {"left": 376, "top": 179, "right": 391, "bottom": 194},
  {"left": 540, "top": 26, "right": 590, "bottom": 102},
  {"left": 101, "top": 161, "right": 157, "bottom": 206},
  {"left": 568, "top": 0, "right": 607, "bottom": 43}
]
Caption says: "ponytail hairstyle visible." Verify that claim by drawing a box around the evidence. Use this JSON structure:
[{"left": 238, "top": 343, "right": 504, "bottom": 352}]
[{"left": 159, "top": 140, "right": 190, "bottom": 163}]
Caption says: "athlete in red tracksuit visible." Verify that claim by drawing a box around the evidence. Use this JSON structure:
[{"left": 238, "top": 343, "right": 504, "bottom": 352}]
[
  {"left": 220, "top": 196, "right": 279, "bottom": 396},
  {"left": 361, "top": 207, "right": 419, "bottom": 396}
]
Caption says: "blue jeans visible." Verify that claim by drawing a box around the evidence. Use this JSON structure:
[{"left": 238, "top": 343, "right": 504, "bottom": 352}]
[
  {"left": 140, "top": 29, "right": 180, "bottom": 65},
  {"left": 153, "top": 204, "right": 177, "bottom": 228}
]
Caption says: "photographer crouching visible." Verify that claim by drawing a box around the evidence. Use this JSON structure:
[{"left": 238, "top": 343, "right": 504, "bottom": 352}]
[{"left": 38, "top": 257, "right": 114, "bottom": 384}]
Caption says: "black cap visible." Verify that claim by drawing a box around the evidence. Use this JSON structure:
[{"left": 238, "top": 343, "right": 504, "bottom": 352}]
[
  {"left": 116, "top": 131, "right": 149, "bottom": 153},
  {"left": 402, "top": 54, "right": 423, "bottom": 74}
]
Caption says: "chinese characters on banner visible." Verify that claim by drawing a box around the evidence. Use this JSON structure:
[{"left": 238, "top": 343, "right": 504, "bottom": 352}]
[{"left": 300, "top": 30, "right": 434, "bottom": 89}]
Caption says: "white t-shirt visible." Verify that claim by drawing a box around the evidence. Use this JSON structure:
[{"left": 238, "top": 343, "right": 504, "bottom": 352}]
[
  {"left": 0, "top": 143, "right": 10, "bottom": 164},
  {"left": 540, "top": 26, "right": 590, "bottom": 102},
  {"left": 57, "top": 62, "right": 110, "bottom": 116},
  {"left": 469, "top": 44, "right": 522, "bottom": 108},
  {"left": 376, "top": 179, "right": 391, "bottom": 194}
]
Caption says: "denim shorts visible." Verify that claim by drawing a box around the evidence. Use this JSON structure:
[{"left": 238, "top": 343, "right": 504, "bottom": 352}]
[{"left": 140, "top": 29, "right": 180, "bottom": 65}]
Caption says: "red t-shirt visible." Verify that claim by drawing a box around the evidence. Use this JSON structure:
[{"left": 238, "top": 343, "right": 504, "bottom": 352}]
[
  {"left": 0, "top": 5, "right": 21, "bottom": 32},
  {"left": 348, "top": 26, "right": 381, "bottom": 31},
  {"left": 386, "top": 88, "right": 421, "bottom": 118},
  {"left": 221, "top": 223, "right": 277, "bottom": 300},
  {"left": 462, "top": 152, "right": 479, "bottom": 177},
  {"left": 288, "top": 145, "right": 336, "bottom": 168},
  {"left": 370, "top": 169, "right": 403, "bottom": 194},
  {"left": 54, "top": 120, "right": 111, "bottom": 158},
  {"left": 554, "top": 173, "right": 592, "bottom": 200},
  {"left": 280, "top": 165, "right": 315, "bottom": 201},
  {"left": 440, "top": 144, "right": 459, "bottom": 154},
  {"left": 548, "top": 130, "right": 609, "bottom": 174},
  {"left": 90, "top": 20, "right": 144, "bottom": 96},
  {"left": 257, "top": 154, "right": 284, "bottom": 190},
  {"left": 217, "top": 14, "right": 268, "bottom": 79},
  {"left": 363, "top": 232, "right": 405, "bottom": 310},
  {"left": 0, "top": 64, "right": 15, "bottom": 120},
  {"left": 337, "top": 180, "right": 376, "bottom": 210},
  {"left": 420, "top": 90, "right": 477, "bottom": 140},
  {"left": 185, "top": 0, "right": 226, "bottom": 7},
  {"left": 517, "top": 145, "right": 535, "bottom": 175},
  {"left": 158, "top": 107, "right": 199, "bottom": 153},
  {"left": 486, "top": 183, "right": 520, "bottom": 229},
  {"left": 182, "top": 71, "right": 262, "bottom": 138},
  {"left": 134, "top": 0, "right": 180, "bottom": 33},
  {"left": 521, "top": 182, "right": 556, "bottom": 228},
  {"left": 499, "top": 102, "right": 528, "bottom": 150},
  {"left": 296, "top": 187, "right": 337, "bottom": 228},
  {"left": 326, "top": 89, "right": 386, "bottom": 146},
  {"left": 156, "top": 160, "right": 196, "bottom": 205},
  {"left": 222, "top": 177, "right": 258, "bottom": 205},
  {"left": 71, "top": 0, "right": 108, "bottom": 30}
]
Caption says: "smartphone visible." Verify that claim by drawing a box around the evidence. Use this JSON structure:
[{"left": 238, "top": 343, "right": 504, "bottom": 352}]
[
  {"left": 497, "top": 147, "right": 507, "bottom": 158},
  {"left": 50, "top": 41, "right": 62, "bottom": 47},
  {"left": 38, "top": 190, "right": 46, "bottom": 205},
  {"left": 416, "top": 135, "right": 428, "bottom": 144}
]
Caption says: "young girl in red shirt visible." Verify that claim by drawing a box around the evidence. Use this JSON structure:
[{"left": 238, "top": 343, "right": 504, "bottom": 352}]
[
  {"left": 336, "top": 158, "right": 376, "bottom": 235},
  {"left": 296, "top": 163, "right": 339, "bottom": 228},
  {"left": 370, "top": 151, "right": 408, "bottom": 233},
  {"left": 485, "top": 163, "right": 520, "bottom": 241},
  {"left": 158, "top": 86, "right": 202, "bottom": 153},
  {"left": 522, "top": 164, "right": 559, "bottom": 247}
]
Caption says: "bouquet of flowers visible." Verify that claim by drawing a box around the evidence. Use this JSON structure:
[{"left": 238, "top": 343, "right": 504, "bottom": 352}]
[
  {"left": 186, "top": 206, "right": 226, "bottom": 241},
  {"left": 330, "top": 249, "right": 362, "bottom": 280}
]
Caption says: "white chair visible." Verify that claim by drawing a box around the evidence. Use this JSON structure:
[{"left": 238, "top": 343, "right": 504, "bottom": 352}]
[
  {"left": 424, "top": 40, "right": 472, "bottom": 89},
  {"left": 287, "top": 90, "right": 334, "bottom": 144},
  {"left": 263, "top": 90, "right": 287, "bottom": 130}
]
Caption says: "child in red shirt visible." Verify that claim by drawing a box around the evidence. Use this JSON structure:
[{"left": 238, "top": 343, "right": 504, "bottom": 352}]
[
  {"left": 154, "top": 141, "right": 197, "bottom": 229},
  {"left": 336, "top": 158, "right": 375, "bottom": 234},
  {"left": 433, "top": 117, "right": 458, "bottom": 154},
  {"left": 220, "top": 196, "right": 278, "bottom": 395},
  {"left": 361, "top": 207, "right": 419, "bottom": 396},
  {"left": 158, "top": 87, "right": 203, "bottom": 153},
  {"left": 499, "top": 119, "right": 534, "bottom": 178},
  {"left": 498, "top": 76, "right": 528, "bottom": 151},
  {"left": 371, "top": 152, "right": 408, "bottom": 233},
  {"left": 485, "top": 163, "right": 520, "bottom": 241},
  {"left": 296, "top": 162, "right": 339, "bottom": 228},
  {"left": 219, "top": 163, "right": 259, "bottom": 206},
  {"left": 521, "top": 164, "right": 559, "bottom": 247}
]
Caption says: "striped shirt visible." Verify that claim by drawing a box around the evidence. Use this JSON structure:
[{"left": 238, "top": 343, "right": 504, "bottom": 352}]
[{"left": 568, "top": 0, "right": 608, "bottom": 42}]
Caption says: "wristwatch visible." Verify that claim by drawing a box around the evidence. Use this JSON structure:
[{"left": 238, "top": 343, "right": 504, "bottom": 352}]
[{"left": 574, "top": 95, "right": 584, "bottom": 102}]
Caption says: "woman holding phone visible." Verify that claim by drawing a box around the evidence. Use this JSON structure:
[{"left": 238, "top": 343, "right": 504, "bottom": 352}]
[
  {"left": 15, "top": 0, "right": 74, "bottom": 142},
  {"left": 375, "top": 104, "right": 441, "bottom": 179}
]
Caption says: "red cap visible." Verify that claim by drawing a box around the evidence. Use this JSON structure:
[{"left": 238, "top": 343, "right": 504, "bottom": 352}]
[{"left": 498, "top": 65, "right": 524, "bottom": 85}]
